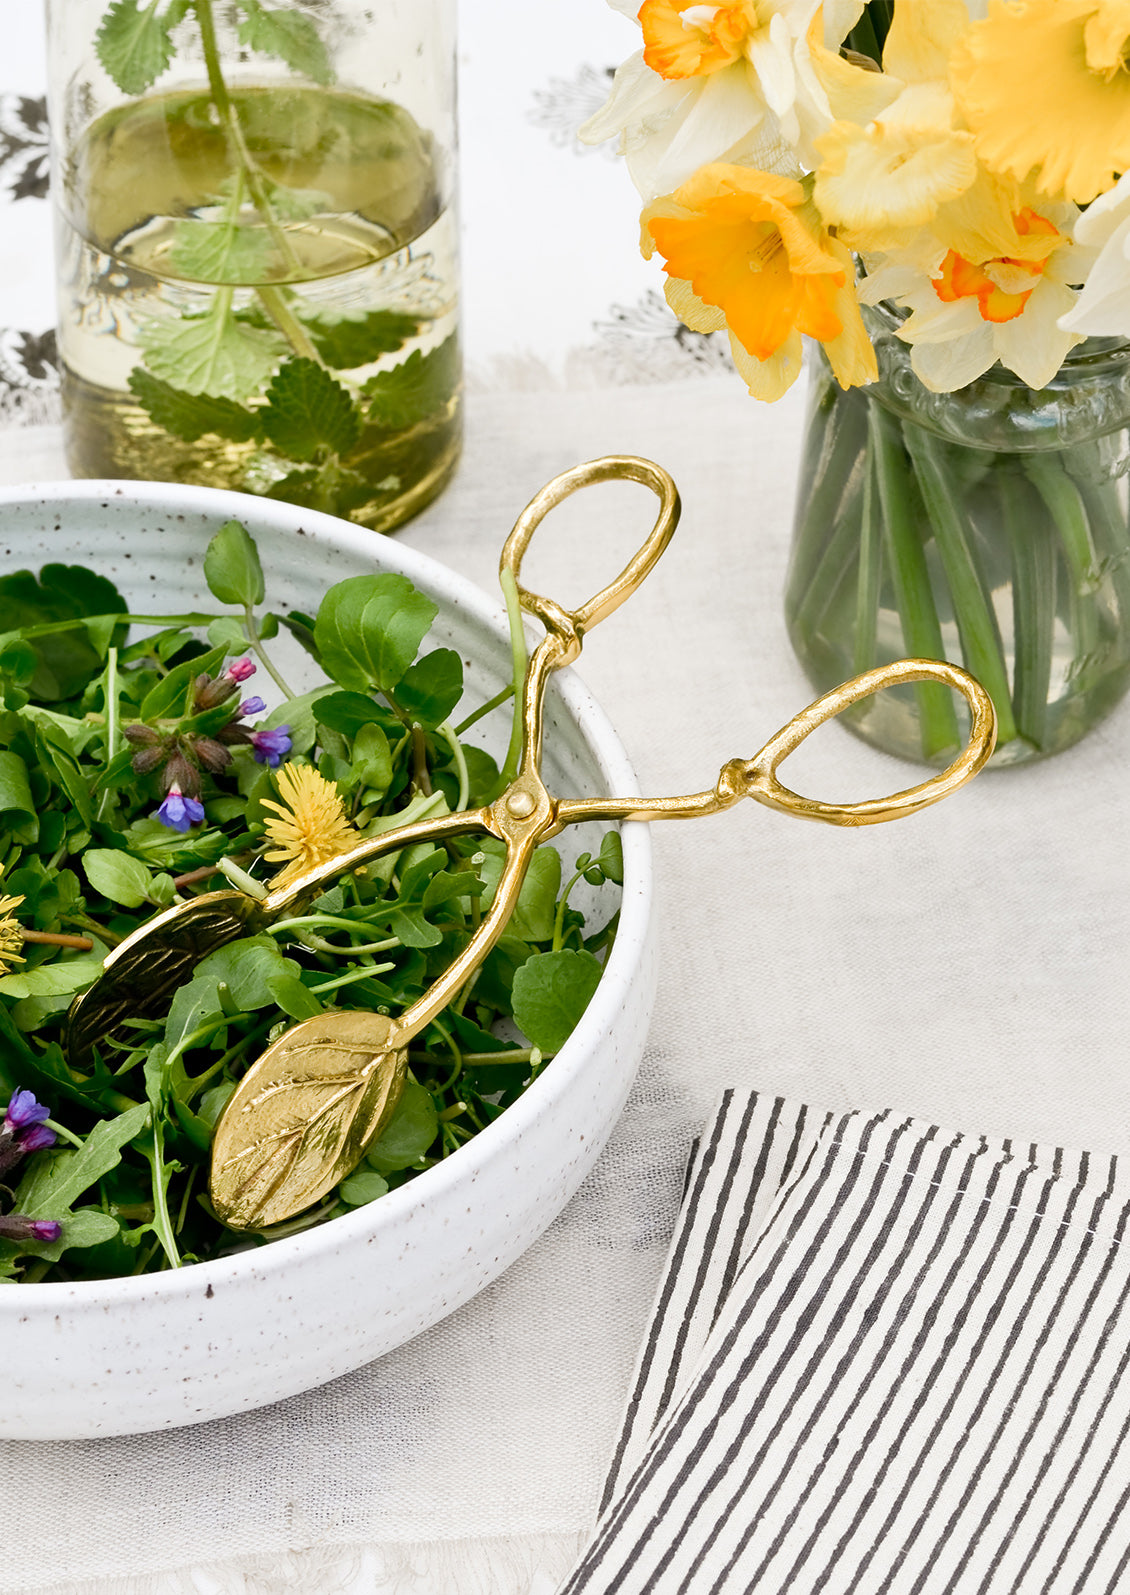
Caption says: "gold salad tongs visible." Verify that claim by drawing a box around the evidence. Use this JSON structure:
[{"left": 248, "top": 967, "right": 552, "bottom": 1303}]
[{"left": 64, "top": 458, "right": 996, "bottom": 1230}]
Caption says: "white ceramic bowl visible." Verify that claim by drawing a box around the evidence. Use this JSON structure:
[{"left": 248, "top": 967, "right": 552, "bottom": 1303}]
[{"left": 0, "top": 481, "right": 656, "bottom": 1440}]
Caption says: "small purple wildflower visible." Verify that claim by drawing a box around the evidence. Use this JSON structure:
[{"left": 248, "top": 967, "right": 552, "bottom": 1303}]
[
  {"left": 0, "top": 1092, "right": 57, "bottom": 1181},
  {"left": 250, "top": 725, "right": 292, "bottom": 768},
  {"left": 239, "top": 696, "right": 267, "bottom": 717},
  {"left": 155, "top": 785, "right": 206, "bottom": 832},
  {"left": 3, "top": 1089, "right": 51, "bottom": 1134},
  {"left": 227, "top": 656, "right": 256, "bottom": 683},
  {"left": 0, "top": 1214, "right": 62, "bottom": 1243}
]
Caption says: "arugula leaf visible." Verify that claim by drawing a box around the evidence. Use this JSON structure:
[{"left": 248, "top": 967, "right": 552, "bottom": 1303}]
[
  {"left": 365, "top": 336, "right": 460, "bottom": 430},
  {"left": 234, "top": 0, "right": 334, "bottom": 85},
  {"left": 259, "top": 358, "right": 362, "bottom": 461},
  {"left": 314, "top": 573, "right": 438, "bottom": 694},
  {"left": 510, "top": 948, "right": 603, "bottom": 1053},
  {"left": 204, "top": 518, "right": 266, "bottom": 607},
  {"left": 139, "top": 293, "right": 286, "bottom": 401},
  {"left": 95, "top": 0, "right": 190, "bottom": 95},
  {"left": 128, "top": 367, "right": 261, "bottom": 444},
  {"left": 0, "top": 749, "right": 37, "bottom": 844},
  {"left": 302, "top": 309, "right": 421, "bottom": 370},
  {"left": 12, "top": 1103, "right": 152, "bottom": 1216}
]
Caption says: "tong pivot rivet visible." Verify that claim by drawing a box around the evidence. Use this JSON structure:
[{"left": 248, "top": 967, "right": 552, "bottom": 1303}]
[{"left": 506, "top": 791, "right": 537, "bottom": 818}]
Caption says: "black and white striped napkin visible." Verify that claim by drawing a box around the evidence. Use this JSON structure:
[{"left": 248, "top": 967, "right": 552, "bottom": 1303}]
[{"left": 559, "top": 1091, "right": 1130, "bottom": 1594}]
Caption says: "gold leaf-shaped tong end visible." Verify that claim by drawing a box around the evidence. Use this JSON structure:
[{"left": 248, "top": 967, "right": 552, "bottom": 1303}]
[{"left": 209, "top": 1011, "right": 407, "bottom": 1230}]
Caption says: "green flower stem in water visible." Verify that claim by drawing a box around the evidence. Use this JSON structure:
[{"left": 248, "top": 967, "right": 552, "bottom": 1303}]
[
  {"left": 1022, "top": 455, "right": 1102, "bottom": 679},
  {"left": 786, "top": 381, "right": 869, "bottom": 622},
  {"left": 869, "top": 405, "right": 960, "bottom": 760},
  {"left": 852, "top": 441, "right": 882, "bottom": 676},
  {"left": 901, "top": 422, "right": 1018, "bottom": 749},
  {"left": 997, "top": 466, "right": 1055, "bottom": 750}
]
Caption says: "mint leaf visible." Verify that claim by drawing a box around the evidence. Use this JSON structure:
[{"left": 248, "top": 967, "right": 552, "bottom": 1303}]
[
  {"left": 264, "top": 462, "right": 374, "bottom": 518},
  {"left": 234, "top": 0, "right": 334, "bottom": 85},
  {"left": 128, "top": 368, "right": 260, "bottom": 443},
  {"left": 510, "top": 948, "right": 603, "bottom": 1053},
  {"left": 204, "top": 518, "right": 266, "bottom": 606},
  {"left": 364, "top": 336, "right": 460, "bottom": 429},
  {"left": 303, "top": 309, "right": 422, "bottom": 370},
  {"left": 95, "top": 0, "right": 189, "bottom": 95},
  {"left": 169, "top": 215, "right": 275, "bottom": 286},
  {"left": 259, "top": 358, "right": 361, "bottom": 461},
  {"left": 139, "top": 294, "right": 285, "bottom": 400}
]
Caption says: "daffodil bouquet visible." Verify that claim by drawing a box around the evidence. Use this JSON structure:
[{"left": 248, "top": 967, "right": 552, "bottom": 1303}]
[
  {"left": 0, "top": 522, "right": 620, "bottom": 1282},
  {"left": 585, "top": 0, "right": 1130, "bottom": 762}
]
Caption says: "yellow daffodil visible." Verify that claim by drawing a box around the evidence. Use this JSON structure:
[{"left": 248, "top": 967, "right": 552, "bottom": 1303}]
[
  {"left": 859, "top": 193, "right": 1086, "bottom": 391},
  {"left": 641, "top": 162, "right": 876, "bottom": 397},
  {"left": 814, "top": 0, "right": 977, "bottom": 254},
  {"left": 580, "top": 0, "right": 896, "bottom": 197},
  {"left": 0, "top": 892, "right": 26, "bottom": 976},
  {"left": 261, "top": 764, "right": 361, "bottom": 888},
  {"left": 951, "top": 0, "right": 1130, "bottom": 204}
]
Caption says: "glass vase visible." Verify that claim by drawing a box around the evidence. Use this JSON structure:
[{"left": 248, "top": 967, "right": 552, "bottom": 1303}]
[
  {"left": 785, "top": 310, "right": 1130, "bottom": 766},
  {"left": 46, "top": 0, "right": 460, "bottom": 534}
]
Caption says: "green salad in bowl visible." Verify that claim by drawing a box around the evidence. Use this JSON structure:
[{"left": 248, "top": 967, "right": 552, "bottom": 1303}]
[{"left": 0, "top": 512, "right": 622, "bottom": 1284}]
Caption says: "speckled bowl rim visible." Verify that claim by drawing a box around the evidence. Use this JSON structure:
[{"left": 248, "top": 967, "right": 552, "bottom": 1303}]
[{"left": 0, "top": 479, "right": 652, "bottom": 1312}]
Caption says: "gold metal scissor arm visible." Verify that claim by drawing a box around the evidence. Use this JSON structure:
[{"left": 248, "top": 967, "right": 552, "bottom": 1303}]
[{"left": 549, "top": 659, "right": 997, "bottom": 833}]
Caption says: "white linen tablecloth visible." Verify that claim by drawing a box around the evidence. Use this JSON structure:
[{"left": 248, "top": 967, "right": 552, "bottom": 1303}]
[{"left": 4, "top": 5, "right": 1130, "bottom": 1593}]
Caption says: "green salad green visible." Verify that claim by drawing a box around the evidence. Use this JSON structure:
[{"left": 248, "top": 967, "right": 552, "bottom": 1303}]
[{"left": 0, "top": 519, "right": 620, "bottom": 1283}]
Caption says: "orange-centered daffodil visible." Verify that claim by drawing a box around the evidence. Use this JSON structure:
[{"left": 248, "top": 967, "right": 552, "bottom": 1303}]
[
  {"left": 933, "top": 208, "right": 1063, "bottom": 323},
  {"left": 641, "top": 163, "right": 876, "bottom": 398},
  {"left": 639, "top": 0, "right": 759, "bottom": 78}
]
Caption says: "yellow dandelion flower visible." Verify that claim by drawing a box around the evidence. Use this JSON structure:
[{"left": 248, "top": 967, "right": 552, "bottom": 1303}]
[
  {"left": 261, "top": 764, "right": 361, "bottom": 888},
  {"left": 952, "top": 0, "right": 1130, "bottom": 204},
  {"left": 0, "top": 891, "right": 26, "bottom": 976}
]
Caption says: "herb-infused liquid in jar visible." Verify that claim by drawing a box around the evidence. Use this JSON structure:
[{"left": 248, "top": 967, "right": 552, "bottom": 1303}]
[{"left": 48, "top": 1, "right": 461, "bottom": 534}]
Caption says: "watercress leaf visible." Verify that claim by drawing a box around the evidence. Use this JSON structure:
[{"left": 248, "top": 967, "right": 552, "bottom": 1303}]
[
  {"left": 314, "top": 573, "right": 437, "bottom": 693},
  {"left": 478, "top": 845, "right": 561, "bottom": 943},
  {"left": 169, "top": 215, "right": 275, "bottom": 286},
  {"left": 302, "top": 308, "right": 421, "bottom": 369},
  {"left": 195, "top": 934, "right": 300, "bottom": 1012},
  {"left": 203, "top": 518, "right": 266, "bottom": 607},
  {"left": 95, "top": 0, "right": 189, "bottom": 95},
  {"left": 314, "top": 689, "right": 394, "bottom": 737},
  {"left": 0, "top": 957, "right": 104, "bottom": 1001},
  {"left": 509, "top": 948, "right": 603, "bottom": 1054},
  {"left": 266, "top": 971, "right": 323, "bottom": 1020},
  {"left": 82, "top": 848, "right": 155, "bottom": 909},
  {"left": 338, "top": 1169, "right": 389, "bottom": 1206},
  {"left": 364, "top": 1078, "right": 437, "bottom": 1174},
  {"left": 234, "top": 0, "right": 334, "bottom": 85},
  {"left": 259, "top": 358, "right": 361, "bottom": 462},
  {"left": 395, "top": 648, "right": 463, "bottom": 729},
  {"left": 598, "top": 830, "right": 624, "bottom": 885},
  {"left": 351, "top": 720, "right": 393, "bottom": 795},
  {"left": 139, "top": 297, "right": 286, "bottom": 400},
  {"left": 128, "top": 367, "right": 261, "bottom": 444},
  {"left": 32, "top": 719, "right": 95, "bottom": 827},
  {"left": 364, "top": 336, "right": 460, "bottom": 430}
]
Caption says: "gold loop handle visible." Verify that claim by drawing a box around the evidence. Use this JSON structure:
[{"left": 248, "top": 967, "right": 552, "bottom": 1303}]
[
  {"left": 744, "top": 658, "right": 997, "bottom": 826},
  {"left": 499, "top": 456, "right": 680, "bottom": 642}
]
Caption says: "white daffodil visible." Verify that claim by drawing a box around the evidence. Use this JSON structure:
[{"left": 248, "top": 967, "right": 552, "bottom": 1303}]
[
  {"left": 1057, "top": 172, "right": 1130, "bottom": 339},
  {"left": 579, "top": 0, "right": 896, "bottom": 198},
  {"left": 859, "top": 195, "right": 1088, "bottom": 391}
]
